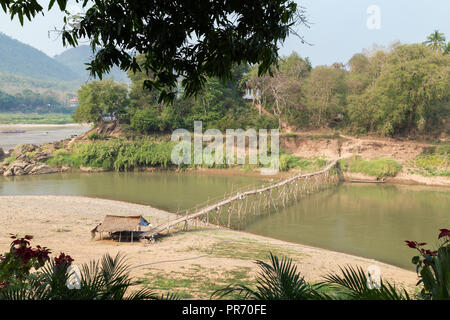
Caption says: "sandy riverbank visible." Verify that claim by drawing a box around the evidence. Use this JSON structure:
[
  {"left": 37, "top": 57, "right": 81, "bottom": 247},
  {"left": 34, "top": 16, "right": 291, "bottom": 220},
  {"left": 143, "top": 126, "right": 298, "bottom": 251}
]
[
  {"left": 0, "top": 124, "right": 91, "bottom": 128},
  {"left": 0, "top": 195, "right": 419, "bottom": 298}
]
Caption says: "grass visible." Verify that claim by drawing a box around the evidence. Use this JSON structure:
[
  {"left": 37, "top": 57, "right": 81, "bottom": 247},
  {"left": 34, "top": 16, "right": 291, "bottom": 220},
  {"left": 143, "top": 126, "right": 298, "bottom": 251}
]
[
  {"left": 0, "top": 113, "right": 74, "bottom": 124},
  {"left": 45, "top": 137, "right": 315, "bottom": 173},
  {"left": 279, "top": 153, "right": 327, "bottom": 172},
  {"left": 339, "top": 156, "right": 402, "bottom": 179},
  {"left": 180, "top": 230, "right": 308, "bottom": 262},
  {"left": 409, "top": 145, "right": 450, "bottom": 177},
  {"left": 191, "top": 240, "right": 305, "bottom": 262},
  {"left": 138, "top": 265, "right": 254, "bottom": 299},
  {"left": 46, "top": 138, "right": 175, "bottom": 171}
]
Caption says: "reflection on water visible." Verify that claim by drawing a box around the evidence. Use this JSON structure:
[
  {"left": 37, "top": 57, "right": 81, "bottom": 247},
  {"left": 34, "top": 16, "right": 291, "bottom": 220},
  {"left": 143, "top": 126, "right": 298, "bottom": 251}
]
[
  {"left": 0, "top": 172, "right": 264, "bottom": 212},
  {"left": 0, "top": 171, "right": 448, "bottom": 269},
  {"left": 243, "top": 183, "right": 450, "bottom": 270},
  {"left": 0, "top": 125, "right": 90, "bottom": 151}
]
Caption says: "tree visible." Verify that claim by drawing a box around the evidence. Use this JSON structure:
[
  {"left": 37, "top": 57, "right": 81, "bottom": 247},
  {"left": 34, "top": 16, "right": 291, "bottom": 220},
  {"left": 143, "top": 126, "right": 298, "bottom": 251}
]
[
  {"left": 304, "top": 66, "right": 347, "bottom": 128},
  {"left": 347, "top": 44, "right": 450, "bottom": 135},
  {"left": 445, "top": 42, "right": 450, "bottom": 55},
  {"left": 0, "top": 0, "right": 308, "bottom": 103},
  {"left": 127, "top": 55, "right": 160, "bottom": 113},
  {"left": 424, "top": 30, "right": 446, "bottom": 53},
  {"left": 247, "top": 52, "right": 311, "bottom": 129},
  {"left": 73, "top": 80, "right": 129, "bottom": 124}
]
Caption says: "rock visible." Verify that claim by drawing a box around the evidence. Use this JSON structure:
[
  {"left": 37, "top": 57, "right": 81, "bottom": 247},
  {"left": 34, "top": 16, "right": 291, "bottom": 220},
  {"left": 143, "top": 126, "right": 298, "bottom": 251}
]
[
  {"left": 0, "top": 147, "right": 5, "bottom": 161},
  {"left": 80, "top": 166, "right": 106, "bottom": 173},
  {"left": 9, "top": 161, "right": 29, "bottom": 170},
  {"left": 27, "top": 163, "right": 58, "bottom": 175},
  {"left": 14, "top": 167, "right": 26, "bottom": 176},
  {"left": 15, "top": 153, "right": 31, "bottom": 161},
  {"left": 12, "top": 144, "right": 37, "bottom": 156},
  {"left": 60, "top": 166, "right": 71, "bottom": 173},
  {"left": 4, "top": 160, "right": 30, "bottom": 176},
  {"left": 33, "top": 152, "right": 52, "bottom": 162},
  {"left": 3, "top": 160, "right": 57, "bottom": 176}
]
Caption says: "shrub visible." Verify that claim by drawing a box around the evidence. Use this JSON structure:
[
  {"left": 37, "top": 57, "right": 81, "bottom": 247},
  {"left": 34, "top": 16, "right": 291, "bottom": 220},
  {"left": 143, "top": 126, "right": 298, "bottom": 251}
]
[
  {"left": 0, "top": 236, "right": 171, "bottom": 300},
  {"left": 87, "top": 132, "right": 100, "bottom": 141},
  {"left": 46, "top": 149, "right": 80, "bottom": 168},
  {"left": 130, "top": 108, "right": 161, "bottom": 133},
  {"left": 279, "top": 154, "right": 327, "bottom": 172},
  {"left": 406, "top": 229, "right": 450, "bottom": 300},
  {"left": 70, "top": 139, "right": 175, "bottom": 171},
  {"left": 413, "top": 145, "right": 450, "bottom": 177},
  {"left": 344, "top": 156, "right": 402, "bottom": 178},
  {"left": 0, "top": 235, "right": 50, "bottom": 286}
]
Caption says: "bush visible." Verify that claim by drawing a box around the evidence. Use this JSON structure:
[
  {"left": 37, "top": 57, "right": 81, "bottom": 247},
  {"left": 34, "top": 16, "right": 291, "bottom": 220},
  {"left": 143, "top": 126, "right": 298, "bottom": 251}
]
[
  {"left": 87, "top": 132, "right": 100, "bottom": 141},
  {"left": 413, "top": 145, "right": 450, "bottom": 177},
  {"left": 279, "top": 154, "right": 328, "bottom": 172},
  {"left": 343, "top": 156, "right": 402, "bottom": 178},
  {"left": 215, "top": 229, "right": 449, "bottom": 300},
  {"left": 405, "top": 229, "right": 450, "bottom": 300},
  {"left": 130, "top": 108, "right": 161, "bottom": 133},
  {"left": 46, "top": 149, "right": 80, "bottom": 168},
  {"left": 0, "top": 235, "right": 167, "bottom": 300},
  {"left": 70, "top": 139, "right": 175, "bottom": 171}
]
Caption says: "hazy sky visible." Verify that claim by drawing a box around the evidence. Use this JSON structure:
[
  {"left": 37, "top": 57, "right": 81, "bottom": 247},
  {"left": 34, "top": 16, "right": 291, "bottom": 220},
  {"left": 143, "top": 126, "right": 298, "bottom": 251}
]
[{"left": 0, "top": 0, "right": 449, "bottom": 65}]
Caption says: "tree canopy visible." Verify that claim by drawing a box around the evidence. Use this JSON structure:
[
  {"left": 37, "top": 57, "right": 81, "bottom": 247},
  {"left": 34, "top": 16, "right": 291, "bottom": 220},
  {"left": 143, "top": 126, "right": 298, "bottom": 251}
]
[
  {"left": 424, "top": 30, "right": 447, "bottom": 53},
  {"left": 247, "top": 40, "right": 450, "bottom": 136},
  {"left": 0, "top": 0, "right": 307, "bottom": 103},
  {"left": 72, "top": 80, "right": 128, "bottom": 124}
]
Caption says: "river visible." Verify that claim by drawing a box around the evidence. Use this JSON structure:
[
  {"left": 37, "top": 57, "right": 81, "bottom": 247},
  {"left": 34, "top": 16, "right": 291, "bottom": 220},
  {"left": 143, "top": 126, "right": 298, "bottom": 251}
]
[
  {"left": 0, "top": 171, "right": 448, "bottom": 270},
  {"left": 0, "top": 124, "right": 90, "bottom": 151}
]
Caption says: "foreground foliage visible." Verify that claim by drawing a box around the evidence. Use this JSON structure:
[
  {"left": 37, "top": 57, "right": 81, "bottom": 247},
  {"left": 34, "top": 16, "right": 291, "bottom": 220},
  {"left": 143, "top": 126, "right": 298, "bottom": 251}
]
[
  {"left": 0, "top": 0, "right": 306, "bottom": 103},
  {"left": 216, "top": 229, "right": 449, "bottom": 300},
  {"left": 406, "top": 228, "right": 450, "bottom": 300},
  {"left": 1, "top": 230, "right": 448, "bottom": 300},
  {"left": 0, "top": 235, "right": 167, "bottom": 300}
]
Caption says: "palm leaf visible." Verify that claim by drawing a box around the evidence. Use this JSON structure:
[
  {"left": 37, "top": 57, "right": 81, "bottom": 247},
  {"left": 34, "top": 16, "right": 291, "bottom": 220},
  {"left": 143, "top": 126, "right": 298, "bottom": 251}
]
[
  {"left": 213, "top": 252, "right": 325, "bottom": 300},
  {"left": 323, "top": 265, "right": 410, "bottom": 300}
]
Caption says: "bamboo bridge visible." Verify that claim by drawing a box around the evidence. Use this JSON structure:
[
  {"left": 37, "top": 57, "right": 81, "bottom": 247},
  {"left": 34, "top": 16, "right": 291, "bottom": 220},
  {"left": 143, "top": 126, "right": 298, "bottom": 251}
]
[{"left": 140, "top": 159, "right": 340, "bottom": 241}]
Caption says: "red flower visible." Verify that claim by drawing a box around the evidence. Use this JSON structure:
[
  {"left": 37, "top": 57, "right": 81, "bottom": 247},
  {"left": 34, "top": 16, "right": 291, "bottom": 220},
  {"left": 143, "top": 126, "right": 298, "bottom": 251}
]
[
  {"left": 438, "top": 228, "right": 450, "bottom": 239},
  {"left": 405, "top": 240, "right": 417, "bottom": 249},
  {"left": 54, "top": 252, "right": 74, "bottom": 269}
]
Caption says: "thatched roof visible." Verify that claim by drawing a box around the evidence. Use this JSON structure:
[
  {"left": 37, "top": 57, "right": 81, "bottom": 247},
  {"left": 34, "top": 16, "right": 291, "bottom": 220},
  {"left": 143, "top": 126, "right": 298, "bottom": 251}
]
[{"left": 92, "top": 215, "right": 149, "bottom": 233}]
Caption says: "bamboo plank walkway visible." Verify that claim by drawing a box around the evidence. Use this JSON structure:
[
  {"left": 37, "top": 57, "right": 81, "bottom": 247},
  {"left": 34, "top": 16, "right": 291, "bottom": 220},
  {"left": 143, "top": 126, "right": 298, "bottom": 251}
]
[{"left": 140, "top": 159, "right": 339, "bottom": 240}]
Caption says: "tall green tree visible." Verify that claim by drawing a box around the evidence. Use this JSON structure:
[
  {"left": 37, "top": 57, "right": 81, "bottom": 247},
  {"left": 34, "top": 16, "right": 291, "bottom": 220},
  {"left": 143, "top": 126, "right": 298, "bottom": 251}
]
[
  {"left": 424, "top": 30, "right": 446, "bottom": 52},
  {"left": 304, "top": 66, "right": 347, "bottom": 128},
  {"left": 444, "top": 42, "right": 450, "bottom": 55},
  {"left": 73, "top": 80, "right": 129, "bottom": 124},
  {"left": 347, "top": 44, "right": 450, "bottom": 135}
]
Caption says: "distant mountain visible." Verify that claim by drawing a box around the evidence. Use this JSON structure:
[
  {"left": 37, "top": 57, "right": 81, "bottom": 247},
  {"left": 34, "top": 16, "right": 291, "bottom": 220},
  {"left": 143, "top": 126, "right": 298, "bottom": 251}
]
[
  {"left": 54, "top": 45, "right": 129, "bottom": 83},
  {"left": 0, "top": 32, "right": 80, "bottom": 82}
]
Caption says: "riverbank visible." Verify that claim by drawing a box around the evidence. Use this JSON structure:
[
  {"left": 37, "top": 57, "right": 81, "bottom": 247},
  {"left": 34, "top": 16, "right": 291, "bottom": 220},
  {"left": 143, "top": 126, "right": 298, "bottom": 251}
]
[
  {"left": 0, "top": 113, "right": 75, "bottom": 125},
  {"left": 0, "top": 195, "right": 419, "bottom": 298},
  {"left": 1, "top": 124, "right": 449, "bottom": 187},
  {"left": 0, "top": 123, "right": 87, "bottom": 128}
]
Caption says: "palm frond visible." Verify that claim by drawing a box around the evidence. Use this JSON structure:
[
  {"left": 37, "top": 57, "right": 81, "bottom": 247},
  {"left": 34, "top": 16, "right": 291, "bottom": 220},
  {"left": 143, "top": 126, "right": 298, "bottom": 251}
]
[
  {"left": 213, "top": 252, "right": 325, "bottom": 300},
  {"left": 323, "top": 265, "right": 410, "bottom": 300}
]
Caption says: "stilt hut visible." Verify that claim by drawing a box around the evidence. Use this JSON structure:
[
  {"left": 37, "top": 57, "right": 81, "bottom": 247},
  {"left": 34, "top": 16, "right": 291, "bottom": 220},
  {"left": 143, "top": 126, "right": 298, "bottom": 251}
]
[{"left": 91, "top": 215, "right": 150, "bottom": 242}]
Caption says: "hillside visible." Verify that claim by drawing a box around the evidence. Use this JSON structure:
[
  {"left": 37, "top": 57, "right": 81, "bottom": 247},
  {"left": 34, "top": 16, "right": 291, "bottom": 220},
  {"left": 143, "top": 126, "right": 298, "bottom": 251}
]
[
  {"left": 54, "top": 45, "right": 129, "bottom": 83},
  {"left": 0, "top": 32, "right": 79, "bottom": 82}
]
